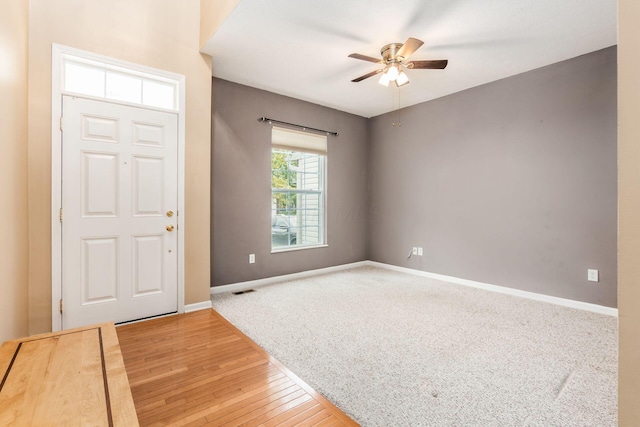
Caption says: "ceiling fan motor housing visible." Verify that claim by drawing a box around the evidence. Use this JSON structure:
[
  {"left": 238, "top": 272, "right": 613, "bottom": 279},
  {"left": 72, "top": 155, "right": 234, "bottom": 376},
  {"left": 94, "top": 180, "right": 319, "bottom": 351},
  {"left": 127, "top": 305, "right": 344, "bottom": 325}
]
[{"left": 381, "top": 43, "right": 404, "bottom": 63}]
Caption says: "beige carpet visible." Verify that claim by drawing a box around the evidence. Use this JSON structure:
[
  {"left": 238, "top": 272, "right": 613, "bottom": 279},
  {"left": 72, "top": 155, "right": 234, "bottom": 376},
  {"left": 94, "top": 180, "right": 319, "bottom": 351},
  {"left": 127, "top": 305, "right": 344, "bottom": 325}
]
[{"left": 211, "top": 266, "right": 617, "bottom": 427}]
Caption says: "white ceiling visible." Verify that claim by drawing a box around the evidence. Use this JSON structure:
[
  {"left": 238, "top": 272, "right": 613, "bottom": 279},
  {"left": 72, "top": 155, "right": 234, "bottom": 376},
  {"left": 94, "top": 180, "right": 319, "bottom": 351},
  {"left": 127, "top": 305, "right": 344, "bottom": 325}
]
[{"left": 201, "top": 0, "right": 617, "bottom": 118}]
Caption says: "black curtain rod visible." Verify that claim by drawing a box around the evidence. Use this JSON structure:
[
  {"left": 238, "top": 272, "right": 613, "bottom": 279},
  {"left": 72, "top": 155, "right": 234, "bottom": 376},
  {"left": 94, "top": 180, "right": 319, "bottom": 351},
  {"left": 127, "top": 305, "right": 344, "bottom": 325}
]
[{"left": 258, "top": 117, "right": 339, "bottom": 137}]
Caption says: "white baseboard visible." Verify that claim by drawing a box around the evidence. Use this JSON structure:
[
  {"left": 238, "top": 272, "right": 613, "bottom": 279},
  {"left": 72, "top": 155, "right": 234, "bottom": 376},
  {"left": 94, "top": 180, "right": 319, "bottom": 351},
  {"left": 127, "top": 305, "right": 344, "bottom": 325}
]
[
  {"left": 209, "top": 260, "right": 617, "bottom": 317},
  {"left": 210, "top": 261, "right": 370, "bottom": 295},
  {"left": 184, "top": 300, "right": 213, "bottom": 313},
  {"left": 366, "top": 261, "right": 618, "bottom": 317}
]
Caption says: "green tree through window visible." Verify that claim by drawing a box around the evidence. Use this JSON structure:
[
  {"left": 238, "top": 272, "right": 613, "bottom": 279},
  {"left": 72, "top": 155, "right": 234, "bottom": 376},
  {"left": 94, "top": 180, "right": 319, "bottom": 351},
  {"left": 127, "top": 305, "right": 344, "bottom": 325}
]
[{"left": 271, "top": 150, "right": 297, "bottom": 215}]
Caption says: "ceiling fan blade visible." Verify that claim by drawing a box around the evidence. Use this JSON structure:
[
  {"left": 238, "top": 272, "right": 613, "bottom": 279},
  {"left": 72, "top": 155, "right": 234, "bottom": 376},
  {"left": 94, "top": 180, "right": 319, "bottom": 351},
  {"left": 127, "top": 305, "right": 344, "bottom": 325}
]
[
  {"left": 351, "top": 69, "right": 383, "bottom": 82},
  {"left": 396, "top": 37, "right": 424, "bottom": 60},
  {"left": 407, "top": 59, "right": 448, "bottom": 69},
  {"left": 348, "top": 53, "right": 383, "bottom": 63}
]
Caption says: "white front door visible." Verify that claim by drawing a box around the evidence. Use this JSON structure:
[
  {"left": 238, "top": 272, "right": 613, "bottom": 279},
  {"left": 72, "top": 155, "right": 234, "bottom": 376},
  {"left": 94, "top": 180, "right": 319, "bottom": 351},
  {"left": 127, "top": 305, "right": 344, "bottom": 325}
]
[{"left": 61, "top": 95, "right": 178, "bottom": 328}]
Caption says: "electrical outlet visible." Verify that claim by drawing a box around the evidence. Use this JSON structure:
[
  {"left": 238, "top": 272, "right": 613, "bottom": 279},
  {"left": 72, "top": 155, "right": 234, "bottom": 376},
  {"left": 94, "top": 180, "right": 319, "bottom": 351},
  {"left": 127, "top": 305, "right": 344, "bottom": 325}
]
[
  {"left": 417, "top": 247, "right": 423, "bottom": 256},
  {"left": 587, "top": 269, "right": 599, "bottom": 282},
  {"left": 249, "top": 254, "right": 255, "bottom": 264},
  {"left": 412, "top": 247, "right": 418, "bottom": 255}
]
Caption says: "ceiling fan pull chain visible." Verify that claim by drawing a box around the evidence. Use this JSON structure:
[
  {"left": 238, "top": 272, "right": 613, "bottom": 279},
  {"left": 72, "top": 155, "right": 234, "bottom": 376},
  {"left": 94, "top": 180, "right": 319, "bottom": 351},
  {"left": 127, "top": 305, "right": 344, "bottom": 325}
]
[
  {"left": 392, "top": 88, "right": 396, "bottom": 127},
  {"left": 398, "top": 87, "right": 402, "bottom": 127},
  {"left": 393, "top": 87, "right": 401, "bottom": 127},
  {"left": 392, "top": 87, "right": 402, "bottom": 127}
]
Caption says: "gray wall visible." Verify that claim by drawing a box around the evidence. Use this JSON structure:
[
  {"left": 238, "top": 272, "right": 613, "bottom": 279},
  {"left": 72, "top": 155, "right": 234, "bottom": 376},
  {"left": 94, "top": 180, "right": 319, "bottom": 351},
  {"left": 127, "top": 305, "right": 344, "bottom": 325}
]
[
  {"left": 211, "top": 79, "right": 369, "bottom": 286},
  {"left": 368, "top": 47, "right": 617, "bottom": 307},
  {"left": 211, "top": 47, "right": 617, "bottom": 308}
]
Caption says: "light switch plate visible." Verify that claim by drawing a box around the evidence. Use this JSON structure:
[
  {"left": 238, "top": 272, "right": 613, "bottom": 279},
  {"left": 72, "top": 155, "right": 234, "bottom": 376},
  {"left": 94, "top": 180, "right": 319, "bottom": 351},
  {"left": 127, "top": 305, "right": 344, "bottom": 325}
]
[
  {"left": 249, "top": 254, "right": 255, "bottom": 264},
  {"left": 587, "top": 269, "right": 599, "bottom": 282}
]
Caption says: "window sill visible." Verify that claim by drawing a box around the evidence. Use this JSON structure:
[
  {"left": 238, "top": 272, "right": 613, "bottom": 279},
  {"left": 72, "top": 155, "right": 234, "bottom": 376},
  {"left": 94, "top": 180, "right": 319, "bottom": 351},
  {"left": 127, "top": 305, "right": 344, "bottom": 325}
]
[{"left": 271, "top": 244, "right": 328, "bottom": 254}]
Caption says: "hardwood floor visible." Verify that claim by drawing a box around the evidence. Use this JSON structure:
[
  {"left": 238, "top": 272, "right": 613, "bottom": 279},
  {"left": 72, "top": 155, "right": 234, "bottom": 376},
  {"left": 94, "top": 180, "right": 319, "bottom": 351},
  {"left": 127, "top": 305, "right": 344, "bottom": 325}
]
[{"left": 117, "top": 309, "right": 359, "bottom": 426}]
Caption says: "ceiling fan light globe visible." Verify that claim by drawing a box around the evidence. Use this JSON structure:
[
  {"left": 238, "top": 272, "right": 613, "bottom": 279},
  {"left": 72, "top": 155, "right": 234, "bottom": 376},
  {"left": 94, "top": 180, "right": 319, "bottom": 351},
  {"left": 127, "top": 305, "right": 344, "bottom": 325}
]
[
  {"left": 387, "top": 64, "right": 399, "bottom": 81},
  {"left": 396, "top": 71, "right": 410, "bottom": 86},
  {"left": 378, "top": 72, "right": 391, "bottom": 87}
]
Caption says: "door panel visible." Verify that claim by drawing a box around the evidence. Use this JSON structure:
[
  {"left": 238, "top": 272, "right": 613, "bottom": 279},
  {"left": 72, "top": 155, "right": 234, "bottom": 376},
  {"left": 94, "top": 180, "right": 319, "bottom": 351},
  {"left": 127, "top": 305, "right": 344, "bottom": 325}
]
[
  {"left": 82, "top": 151, "right": 119, "bottom": 217},
  {"left": 81, "top": 115, "right": 119, "bottom": 143},
  {"left": 132, "top": 234, "right": 164, "bottom": 296},
  {"left": 133, "top": 122, "right": 164, "bottom": 147},
  {"left": 132, "top": 156, "right": 164, "bottom": 216},
  {"left": 82, "top": 237, "right": 119, "bottom": 304},
  {"left": 62, "top": 96, "right": 178, "bottom": 328}
]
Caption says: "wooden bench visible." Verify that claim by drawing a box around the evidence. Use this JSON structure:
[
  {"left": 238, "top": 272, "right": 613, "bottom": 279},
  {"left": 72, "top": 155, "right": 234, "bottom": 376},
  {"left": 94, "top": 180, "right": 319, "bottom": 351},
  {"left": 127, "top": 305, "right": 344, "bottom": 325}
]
[{"left": 0, "top": 323, "right": 138, "bottom": 426}]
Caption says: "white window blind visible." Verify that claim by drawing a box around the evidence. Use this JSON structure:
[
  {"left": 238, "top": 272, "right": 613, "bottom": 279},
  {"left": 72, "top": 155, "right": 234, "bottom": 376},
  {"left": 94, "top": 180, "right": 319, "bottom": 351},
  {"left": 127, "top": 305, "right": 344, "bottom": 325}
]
[{"left": 271, "top": 126, "right": 327, "bottom": 155}]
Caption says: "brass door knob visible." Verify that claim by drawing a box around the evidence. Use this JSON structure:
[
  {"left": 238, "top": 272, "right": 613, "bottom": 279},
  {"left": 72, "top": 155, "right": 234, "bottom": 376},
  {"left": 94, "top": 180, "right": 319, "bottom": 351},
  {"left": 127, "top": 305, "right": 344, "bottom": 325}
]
[
  {"left": 166, "top": 225, "right": 174, "bottom": 232},
  {"left": 166, "top": 210, "right": 174, "bottom": 217}
]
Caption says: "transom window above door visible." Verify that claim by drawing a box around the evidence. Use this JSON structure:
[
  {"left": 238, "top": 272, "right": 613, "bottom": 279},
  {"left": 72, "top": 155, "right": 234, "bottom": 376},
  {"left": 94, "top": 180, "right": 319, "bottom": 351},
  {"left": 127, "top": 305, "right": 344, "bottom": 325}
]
[{"left": 61, "top": 54, "right": 179, "bottom": 111}]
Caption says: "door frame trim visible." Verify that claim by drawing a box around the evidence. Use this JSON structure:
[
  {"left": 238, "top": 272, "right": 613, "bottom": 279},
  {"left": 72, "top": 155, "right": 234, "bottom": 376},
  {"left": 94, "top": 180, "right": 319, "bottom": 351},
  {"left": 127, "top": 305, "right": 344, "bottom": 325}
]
[{"left": 51, "top": 44, "right": 186, "bottom": 331}]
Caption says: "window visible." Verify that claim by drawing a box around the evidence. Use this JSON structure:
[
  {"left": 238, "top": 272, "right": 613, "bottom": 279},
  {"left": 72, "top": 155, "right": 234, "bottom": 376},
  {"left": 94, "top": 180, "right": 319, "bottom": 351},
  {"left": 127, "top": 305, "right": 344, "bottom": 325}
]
[
  {"left": 61, "top": 54, "right": 179, "bottom": 111},
  {"left": 271, "top": 127, "right": 326, "bottom": 251}
]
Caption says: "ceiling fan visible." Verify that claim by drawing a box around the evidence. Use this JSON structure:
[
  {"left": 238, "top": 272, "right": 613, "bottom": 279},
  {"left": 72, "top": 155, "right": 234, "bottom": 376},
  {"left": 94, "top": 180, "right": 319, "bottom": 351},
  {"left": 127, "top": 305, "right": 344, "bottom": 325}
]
[{"left": 348, "top": 37, "right": 448, "bottom": 87}]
